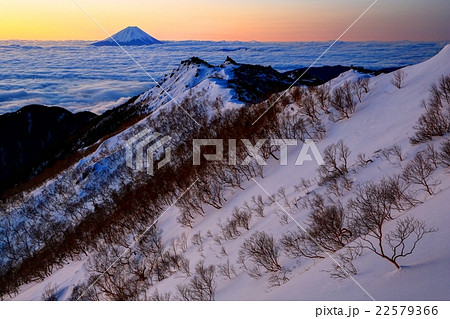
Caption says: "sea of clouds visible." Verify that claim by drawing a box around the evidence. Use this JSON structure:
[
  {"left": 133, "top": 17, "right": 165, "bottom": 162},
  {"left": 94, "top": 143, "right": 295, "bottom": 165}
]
[{"left": 0, "top": 40, "right": 447, "bottom": 115}]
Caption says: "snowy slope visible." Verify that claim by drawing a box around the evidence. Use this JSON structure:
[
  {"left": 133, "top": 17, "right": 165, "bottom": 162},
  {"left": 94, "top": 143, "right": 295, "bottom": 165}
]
[
  {"left": 92, "top": 26, "right": 162, "bottom": 46},
  {"left": 10, "top": 45, "right": 450, "bottom": 301}
]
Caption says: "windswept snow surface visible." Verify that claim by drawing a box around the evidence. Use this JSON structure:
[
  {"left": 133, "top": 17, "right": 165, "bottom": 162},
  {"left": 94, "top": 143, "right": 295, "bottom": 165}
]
[{"left": 11, "top": 45, "right": 450, "bottom": 301}]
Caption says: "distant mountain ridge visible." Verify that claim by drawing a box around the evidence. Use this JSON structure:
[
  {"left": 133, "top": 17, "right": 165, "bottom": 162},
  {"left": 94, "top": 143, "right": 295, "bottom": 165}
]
[
  {"left": 0, "top": 105, "right": 97, "bottom": 194},
  {"left": 92, "top": 26, "right": 162, "bottom": 46}
]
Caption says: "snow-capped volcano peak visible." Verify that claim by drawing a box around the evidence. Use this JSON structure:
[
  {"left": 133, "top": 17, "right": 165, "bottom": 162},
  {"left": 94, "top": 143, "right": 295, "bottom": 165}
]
[{"left": 92, "top": 26, "right": 162, "bottom": 46}]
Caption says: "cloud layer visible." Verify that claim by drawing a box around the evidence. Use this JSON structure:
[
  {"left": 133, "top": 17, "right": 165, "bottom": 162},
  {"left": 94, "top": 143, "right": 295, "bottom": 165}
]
[{"left": 0, "top": 40, "right": 446, "bottom": 115}]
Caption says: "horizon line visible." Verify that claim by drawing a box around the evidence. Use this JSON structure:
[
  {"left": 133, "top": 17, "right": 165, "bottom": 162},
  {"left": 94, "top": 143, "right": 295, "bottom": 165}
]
[{"left": 1, "top": 38, "right": 449, "bottom": 43}]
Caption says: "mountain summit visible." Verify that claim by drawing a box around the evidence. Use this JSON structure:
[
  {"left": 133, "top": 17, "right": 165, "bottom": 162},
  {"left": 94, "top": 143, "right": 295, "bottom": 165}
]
[{"left": 92, "top": 26, "right": 162, "bottom": 46}]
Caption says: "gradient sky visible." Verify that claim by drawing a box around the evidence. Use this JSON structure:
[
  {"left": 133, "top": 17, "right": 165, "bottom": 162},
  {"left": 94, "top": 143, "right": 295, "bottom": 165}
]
[{"left": 0, "top": 0, "right": 449, "bottom": 41}]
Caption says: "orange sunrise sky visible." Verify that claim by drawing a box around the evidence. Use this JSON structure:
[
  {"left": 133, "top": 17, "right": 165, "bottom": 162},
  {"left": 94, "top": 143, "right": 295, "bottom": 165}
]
[{"left": 0, "top": 0, "right": 449, "bottom": 41}]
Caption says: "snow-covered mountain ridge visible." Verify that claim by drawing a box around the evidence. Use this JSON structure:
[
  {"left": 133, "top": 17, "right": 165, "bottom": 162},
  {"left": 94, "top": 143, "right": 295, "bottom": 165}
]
[
  {"left": 92, "top": 26, "right": 162, "bottom": 46},
  {"left": 3, "top": 45, "right": 450, "bottom": 300}
]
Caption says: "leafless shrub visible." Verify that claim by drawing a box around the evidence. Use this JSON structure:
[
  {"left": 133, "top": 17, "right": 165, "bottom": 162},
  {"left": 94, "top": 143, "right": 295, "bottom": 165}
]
[
  {"left": 391, "top": 69, "right": 407, "bottom": 89},
  {"left": 411, "top": 76, "right": 450, "bottom": 144},
  {"left": 177, "top": 209, "right": 195, "bottom": 228},
  {"left": 294, "top": 178, "right": 312, "bottom": 193},
  {"left": 384, "top": 175, "right": 420, "bottom": 210},
  {"left": 236, "top": 253, "right": 248, "bottom": 270},
  {"left": 360, "top": 216, "right": 437, "bottom": 269},
  {"left": 423, "top": 144, "right": 439, "bottom": 169},
  {"left": 41, "top": 284, "right": 58, "bottom": 301},
  {"left": 440, "top": 139, "right": 450, "bottom": 167},
  {"left": 213, "top": 234, "right": 223, "bottom": 246},
  {"left": 177, "top": 232, "right": 188, "bottom": 253},
  {"left": 268, "top": 270, "right": 290, "bottom": 287},
  {"left": 218, "top": 259, "right": 237, "bottom": 280},
  {"left": 360, "top": 77, "right": 370, "bottom": 93},
  {"left": 232, "top": 207, "right": 252, "bottom": 230},
  {"left": 349, "top": 181, "right": 396, "bottom": 237},
  {"left": 247, "top": 265, "right": 263, "bottom": 279},
  {"left": 281, "top": 228, "right": 316, "bottom": 259},
  {"left": 250, "top": 195, "right": 265, "bottom": 218},
  {"left": 330, "top": 81, "right": 356, "bottom": 120},
  {"left": 191, "top": 231, "right": 204, "bottom": 251},
  {"left": 149, "top": 289, "right": 172, "bottom": 301},
  {"left": 277, "top": 187, "right": 292, "bottom": 210},
  {"left": 411, "top": 101, "right": 450, "bottom": 143},
  {"left": 279, "top": 214, "right": 289, "bottom": 226},
  {"left": 356, "top": 153, "right": 372, "bottom": 168},
  {"left": 352, "top": 78, "right": 370, "bottom": 102},
  {"left": 303, "top": 196, "right": 353, "bottom": 252},
  {"left": 239, "top": 231, "right": 281, "bottom": 272},
  {"left": 321, "top": 140, "right": 350, "bottom": 177},
  {"left": 176, "top": 284, "right": 191, "bottom": 301},
  {"left": 219, "top": 246, "right": 228, "bottom": 257},
  {"left": 326, "top": 174, "right": 353, "bottom": 197},
  {"left": 189, "top": 261, "right": 216, "bottom": 301},
  {"left": 327, "top": 245, "right": 363, "bottom": 280},
  {"left": 218, "top": 218, "right": 241, "bottom": 240},
  {"left": 381, "top": 144, "right": 404, "bottom": 164},
  {"left": 318, "top": 140, "right": 351, "bottom": 189},
  {"left": 391, "top": 144, "right": 404, "bottom": 162},
  {"left": 402, "top": 152, "right": 439, "bottom": 195},
  {"left": 313, "top": 84, "right": 331, "bottom": 114},
  {"left": 438, "top": 74, "right": 450, "bottom": 104},
  {"left": 70, "top": 282, "right": 99, "bottom": 301}
]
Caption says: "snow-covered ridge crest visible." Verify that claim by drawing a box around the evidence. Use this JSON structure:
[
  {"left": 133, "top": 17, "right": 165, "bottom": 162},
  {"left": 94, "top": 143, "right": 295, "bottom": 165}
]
[{"left": 135, "top": 56, "right": 241, "bottom": 115}]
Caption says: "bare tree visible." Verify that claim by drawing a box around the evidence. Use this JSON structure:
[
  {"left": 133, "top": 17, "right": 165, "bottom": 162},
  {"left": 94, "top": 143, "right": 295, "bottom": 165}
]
[
  {"left": 239, "top": 231, "right": 281, "bottom": 272},
  {"left": 281, "top": 228, "right": 321, "bottom": 259},
  {"left": 356, "top": 152, "right": 372, "bottom": 168},
  {"left": 218, "top": 259, "right": 237, "bottom": 280},
  {"left": 411, "top": 76, "right": 450, "bottom": 144},
  {"left": 191, "top": 231, "right": 204, "bottom": 252},
  {"left": 283, "top": 194, "right": 353, "bottom": 259},
  {"left": 327, "top": 245, "right": 362, "bottom": 280},
  {"left": 440, "top": 139, "right": 450, "bottom": 167},
  {"left": 438, "top": 75, "right": 450, "bottom": 104},
  {"left": 313, "top": 84, "right": 331, "bottom": 114},
  {"left": 330, "top": 81, "right": 356, "bottom": 120},
  {"left": 423, "top": 144, "right": 440, "bottom": 169},
  {"left": 352, "top": 78, "right": 368, "bottom": 102},
  {"left": 149, "top": 289, "right": 172, "bottom": 301},
  {"left": 359, "top": 77, "right": 370, "bottom": 93},
  {"left": 360, "top": 216, "right": 436, "bottom": 269},
  {"left": 391, "top": 69, "right": 407, "bottom": 89},
  {"left": 268, "top": 270, "right": 290, "bottom": 287},
  {"left": 176, "top": 261, "right": 216, "bottom": 301},
  {"left": 318, "top": 140, "right": 351, "bottom": 185},
  {"left": 402, "top": 152, "right": 439, "bottom": 195},
  {"left": 381, "top": 144, "right": 404, "bottom": 164},
  {"left": 305, "top": 200, "right": 353, "bottom": 252},
  {"left": 232, "top": 207, "right": 252, "bottom": 230},
  {"left": 41, "top": 284, "right": 58, "bottom": 301},
  {"left": 250, "top": 196, "right": 265, "bottom": 218}
]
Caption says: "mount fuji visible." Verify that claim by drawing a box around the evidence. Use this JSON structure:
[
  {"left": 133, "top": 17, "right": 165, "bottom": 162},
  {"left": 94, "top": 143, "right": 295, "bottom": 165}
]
[{"left": 92, "top": 26, "right": 162, "bottom": 46}]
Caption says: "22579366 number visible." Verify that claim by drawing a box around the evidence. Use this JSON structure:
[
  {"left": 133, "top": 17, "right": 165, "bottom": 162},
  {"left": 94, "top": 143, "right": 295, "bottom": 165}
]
[{"left": 376, "top": 306, "right": 438, "bottom": 316}]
